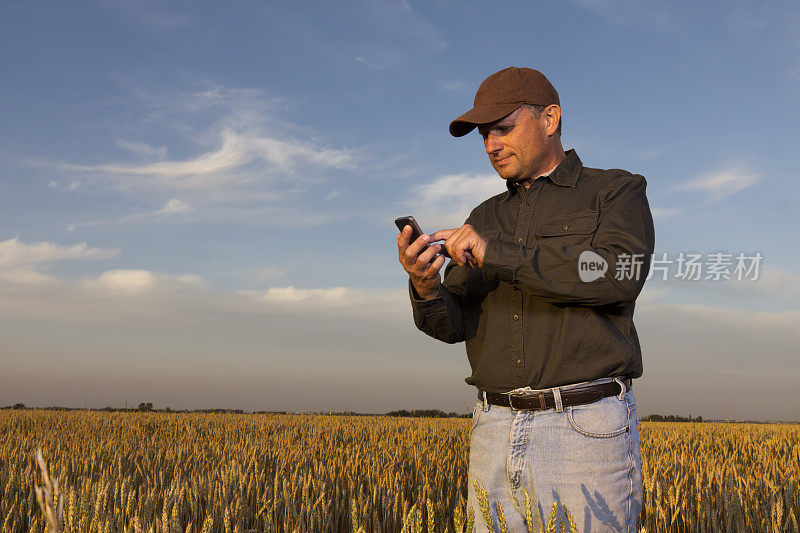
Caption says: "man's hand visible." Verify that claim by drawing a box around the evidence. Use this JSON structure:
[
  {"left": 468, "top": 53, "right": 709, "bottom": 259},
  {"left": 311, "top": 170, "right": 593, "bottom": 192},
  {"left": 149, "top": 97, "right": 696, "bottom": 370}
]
[
  {"left": 432, "top": 224, "right": 488, "bottom": 269},
  {"left": 397, "top": 225, "right": 446, "bottom": 300}
]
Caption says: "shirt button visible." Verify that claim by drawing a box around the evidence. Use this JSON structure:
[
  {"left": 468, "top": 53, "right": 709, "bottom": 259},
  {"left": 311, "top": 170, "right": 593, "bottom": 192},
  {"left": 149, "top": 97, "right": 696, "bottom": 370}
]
[
  {"left": 562, "top": 224, "right": 569, "bottom": 231},
  {"left": 517, "top": 237, "right": 523, "bottom": 244},
  {"left": 513, "top": 314, "right": 519, "bottom": 320},
  {"left": 516, "top": 359, "right": 522, "bottom": 364}
]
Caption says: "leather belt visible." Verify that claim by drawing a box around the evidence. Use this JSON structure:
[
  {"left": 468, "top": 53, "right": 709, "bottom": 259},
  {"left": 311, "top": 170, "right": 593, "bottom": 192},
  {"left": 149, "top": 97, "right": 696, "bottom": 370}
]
[{"left": 481, "top": 379, "right": 631, "bottom": 411}]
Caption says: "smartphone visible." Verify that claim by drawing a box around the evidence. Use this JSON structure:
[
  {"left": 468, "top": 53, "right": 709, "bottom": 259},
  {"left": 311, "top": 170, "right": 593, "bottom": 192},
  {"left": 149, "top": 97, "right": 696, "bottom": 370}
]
[{"left": 394, "top": 216, "right": 450, "bottom": 258}]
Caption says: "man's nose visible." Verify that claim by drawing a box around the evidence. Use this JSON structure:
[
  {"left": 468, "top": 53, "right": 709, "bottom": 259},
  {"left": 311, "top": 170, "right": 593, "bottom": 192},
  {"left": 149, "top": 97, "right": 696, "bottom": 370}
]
[{"left": 484, "top": 134, "right": 503, "bottom": 155}]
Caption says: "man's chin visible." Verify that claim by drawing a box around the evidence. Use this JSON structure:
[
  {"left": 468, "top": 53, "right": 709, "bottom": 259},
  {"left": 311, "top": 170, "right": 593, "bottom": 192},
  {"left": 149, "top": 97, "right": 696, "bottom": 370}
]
[
  {"left": 496, "top": 171, "right": 520, "bottom": 181},
  {"left": 493, "top": 166, "right": 516, "bottom": 180}
]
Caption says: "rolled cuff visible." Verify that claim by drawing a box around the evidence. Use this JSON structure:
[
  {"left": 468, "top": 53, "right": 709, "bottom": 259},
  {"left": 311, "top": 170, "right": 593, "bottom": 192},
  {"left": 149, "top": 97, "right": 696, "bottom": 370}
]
[{"left": 408, "top": 278, "right": 445, "bottom": 307}]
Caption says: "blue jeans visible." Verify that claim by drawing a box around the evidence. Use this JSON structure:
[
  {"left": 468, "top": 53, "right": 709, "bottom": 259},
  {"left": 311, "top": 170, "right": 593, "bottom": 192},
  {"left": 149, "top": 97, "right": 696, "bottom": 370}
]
[{"left": 467, "top": 378, "right": 642, "bottom": 533}]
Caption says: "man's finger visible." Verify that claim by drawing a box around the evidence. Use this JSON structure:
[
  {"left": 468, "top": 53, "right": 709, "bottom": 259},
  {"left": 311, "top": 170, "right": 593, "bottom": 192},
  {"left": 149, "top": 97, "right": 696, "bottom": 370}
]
[
  {"left": 464, "top": 251, "right": 478, "bottom": 269},
  {"left": 406, "top": 234, "right": 432, "bottom": 259},
  {"left": 430, "top": 228, "right": 457, "bottom": 242},
  {"left": 424, "top": 254, "right": 446, "bottom": 277},
  {"left": 454, "top": 247, "right": 474, "bottom": 268},
  {"left": 416, "top": 243, "right": 440, "bottom": 266}
]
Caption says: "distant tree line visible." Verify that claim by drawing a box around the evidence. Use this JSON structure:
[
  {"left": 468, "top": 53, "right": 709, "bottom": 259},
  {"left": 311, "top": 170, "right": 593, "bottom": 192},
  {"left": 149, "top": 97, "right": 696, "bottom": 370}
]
[
  {"left": 3, "top": 403, "right": 267, "bottom": 414},
  {"left": 14, "top": 404, "right": 720, "bottom": 421},
  {"left": 642, "top": 414, "right": 703, "bottom": 422},
  {"left": 2, "top": 404, "right": 466, "bottom": 418},
  {"left": 385, "top": 409, "right": 470, "bottom": 418}
]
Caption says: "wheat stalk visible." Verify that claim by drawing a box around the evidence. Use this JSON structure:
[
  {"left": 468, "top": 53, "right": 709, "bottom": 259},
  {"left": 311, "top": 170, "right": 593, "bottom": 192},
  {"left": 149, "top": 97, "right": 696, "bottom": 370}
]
[
  {"left": 524, "top": 489, "right": 534, "bottom": 533},
  {"left": 34, "top": 447, "right": 64, "bottom": 533},
  {"left": 473, "top": 480, "right": 494, "bottom": 530},
  {"left": 545, "top": 500, "right": 558, "bottom": 533}
]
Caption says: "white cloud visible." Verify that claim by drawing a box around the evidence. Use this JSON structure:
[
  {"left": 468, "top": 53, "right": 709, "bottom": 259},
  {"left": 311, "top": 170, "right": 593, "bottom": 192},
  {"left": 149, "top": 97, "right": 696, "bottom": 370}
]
[
  {"left": 711, "top": 267, "right": 800, "bottom": 300},
  {"left": 651, "top": 207, "right": 681, "bottom": 220},
  {"left": 80, "top": 269, "right": 205, "bottom": 295},
  {"left": 0, "top": 237, "right": 400, "bottom": 321},
  {"left": 641, "top": 265, "right": 800, "bottom": 316},
  {"left": 94, "top": 269, "right": 157, "bottom": 294},
  {"left": 118, "top": 198, "right": 193, "bottom": 223},
  {"left": 0, "top": 236, "right": 120, "bottom": 269},
  {"left": 258, "top": 286, "right": 349, "bottom": 303},
  {"left": 0, "top": 269, "right": 57, "bottom": 285},
  {"left": 354, "top": 56, "right": 380, "bottom": 69},
  {"left": 62, "top": 128, "right": 354, "bottom": 191},
  {"left": 0, "top": 237, "right": 120, "bottom": 287},
  {"left": 754, "top": 268, "right": 800, "bottom": 295},
  {"left": 116, "top": 138, "right": 168, "bottom": 160},
  {"left": 405, "top": 172, "right": 505, "bottom": 230},
  {"left": 236, "top": 285, "right": 407, "bottom": 317},
  {"left": 0, "top": 255, "right": 406, "bottom": 325},
  {"left": 676, "top": 168, "right": 761, "bottom": 203},
  {"left": 158, "top": 198, "right": 192, "bottom": 215},
  {"left": 47, "top": 179, "right": 82, "bottom": 191},
  {"left": 0, "top": 262, "right": 210, "bottom": 328},
  {"left": 42, "top": 85, "right": 358, "bottom": 227}
]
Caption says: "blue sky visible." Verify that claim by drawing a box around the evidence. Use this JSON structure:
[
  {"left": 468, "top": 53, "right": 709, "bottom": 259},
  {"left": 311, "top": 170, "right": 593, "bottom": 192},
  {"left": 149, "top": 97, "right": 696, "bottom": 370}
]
[{"left": 1, "top": 1, "right": 799, "bottom": 420}]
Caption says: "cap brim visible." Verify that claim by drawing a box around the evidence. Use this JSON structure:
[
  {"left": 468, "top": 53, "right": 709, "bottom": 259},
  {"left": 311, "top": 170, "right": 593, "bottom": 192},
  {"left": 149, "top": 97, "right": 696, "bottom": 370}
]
[{"left": 449, "top": 103, "right": 522, "bottom": 137}]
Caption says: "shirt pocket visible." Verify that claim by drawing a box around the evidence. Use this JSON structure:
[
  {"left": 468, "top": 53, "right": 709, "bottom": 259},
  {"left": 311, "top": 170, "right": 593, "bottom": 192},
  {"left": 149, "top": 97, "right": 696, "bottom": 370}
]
[
  {"left": 534, "top": 211, "right": 599, "bottom": 262},
  {"left": 535, "top": 210, "right": 599, "bottom": 238}
]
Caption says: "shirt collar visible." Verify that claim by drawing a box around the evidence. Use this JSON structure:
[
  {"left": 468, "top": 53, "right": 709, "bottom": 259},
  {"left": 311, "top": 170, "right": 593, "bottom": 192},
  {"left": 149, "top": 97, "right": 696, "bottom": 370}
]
[{"left": 503, "top": 148, "right": 583, "bottom": 201}]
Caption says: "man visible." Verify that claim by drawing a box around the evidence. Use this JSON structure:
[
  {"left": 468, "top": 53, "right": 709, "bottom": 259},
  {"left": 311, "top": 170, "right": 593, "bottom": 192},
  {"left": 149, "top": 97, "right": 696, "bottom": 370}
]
[{"left": 397, "top": 67, "right": 654, "bottom": 532}]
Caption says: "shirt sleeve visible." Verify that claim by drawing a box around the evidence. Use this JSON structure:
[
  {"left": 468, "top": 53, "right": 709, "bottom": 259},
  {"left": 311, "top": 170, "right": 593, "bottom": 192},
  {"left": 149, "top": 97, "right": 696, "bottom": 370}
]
[
  {"left": 480, "top": 174, "right": 655, "bottom": 306},
  {"left": 408, "top": 221, "right": 473, "bottom": 344}
]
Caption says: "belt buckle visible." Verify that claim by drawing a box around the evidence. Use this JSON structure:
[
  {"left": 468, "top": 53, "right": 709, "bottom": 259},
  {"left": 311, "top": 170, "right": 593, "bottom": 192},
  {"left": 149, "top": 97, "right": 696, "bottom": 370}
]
[
  {"left": 507, "top": 391, "right": 547, "bottom": 411},
  {"left": 507, "top": 392, "right": 520, "bottom": 411}
]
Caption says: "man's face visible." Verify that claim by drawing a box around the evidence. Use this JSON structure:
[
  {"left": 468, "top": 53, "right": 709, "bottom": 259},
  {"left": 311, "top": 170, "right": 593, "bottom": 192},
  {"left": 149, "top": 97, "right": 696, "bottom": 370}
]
[{"left": 477, "top": 106, "right": 548, "bottom": 182}]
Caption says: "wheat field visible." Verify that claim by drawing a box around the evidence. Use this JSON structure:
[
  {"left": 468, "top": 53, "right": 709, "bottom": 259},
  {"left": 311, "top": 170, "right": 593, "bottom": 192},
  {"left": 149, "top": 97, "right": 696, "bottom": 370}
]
[{"left": 1, "top": 410, "right": 798, "bottom": 532}]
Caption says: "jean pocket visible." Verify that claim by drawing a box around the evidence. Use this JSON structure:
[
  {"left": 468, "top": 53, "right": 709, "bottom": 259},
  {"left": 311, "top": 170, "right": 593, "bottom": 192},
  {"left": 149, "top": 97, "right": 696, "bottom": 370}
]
[
  {"left": 626, "top": 390, "right": 637, "bottom": 415},
  {"left": 567, "top": 395, "right": 629, "bottom": 438},
  {"left": 470, "top": 402, "right": 481, "bottom": 433}
]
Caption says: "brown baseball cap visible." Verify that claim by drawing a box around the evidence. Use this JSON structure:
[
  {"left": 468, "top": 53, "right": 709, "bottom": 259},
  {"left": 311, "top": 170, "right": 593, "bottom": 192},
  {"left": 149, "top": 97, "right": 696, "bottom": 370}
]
[{"left": 449, "top": 67, "right": 560, "bottom": 137}]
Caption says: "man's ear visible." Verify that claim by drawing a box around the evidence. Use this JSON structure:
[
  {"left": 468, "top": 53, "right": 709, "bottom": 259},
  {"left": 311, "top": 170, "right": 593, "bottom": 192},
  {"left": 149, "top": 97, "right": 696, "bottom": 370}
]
[{"left": 543, "top": 105, "right": 561, "bottom": 136}]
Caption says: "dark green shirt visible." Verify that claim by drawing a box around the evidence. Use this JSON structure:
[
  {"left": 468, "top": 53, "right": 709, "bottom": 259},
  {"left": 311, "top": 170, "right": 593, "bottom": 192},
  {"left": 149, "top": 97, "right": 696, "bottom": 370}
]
[{"left": 408, "top": 149, "right": 655, "bottom": 393}]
